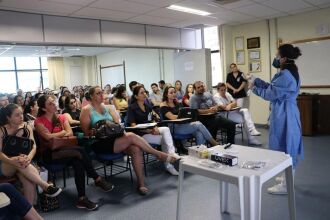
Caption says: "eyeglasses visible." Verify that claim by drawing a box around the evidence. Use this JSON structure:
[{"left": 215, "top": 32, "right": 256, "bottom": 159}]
[
  {"left": 95, "top": 92, "right": 103, "bottom": 95},
  {"left": 196, "top": 85, "right": 204, "bottom": 89}
]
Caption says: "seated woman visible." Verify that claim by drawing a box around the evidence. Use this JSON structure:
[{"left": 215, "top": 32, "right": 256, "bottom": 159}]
[
  {"left": 23, "top": 99, "right": 38, "bottom": 127},
  {"left": 80, "top": 86, "right": 180, "bottom": 194},
  {"left": 213, "top": 83, "right": 261, "bottom": 146},
  {"left": 113, "top": 85, "right": 128, "bottom": 111},
  {"left": 174, "top": 80, "right": 184, "bottom": 103},
  {"left": 160, "top": 86, "right": 219, "bottom": 147},
  {"left": 182, "top": 84, "right": 194, "bottom": 107},
  {"left": 0, "top": 104, "right": 61, "bottom": 205},
  {"left": 35, "top": 95, "right": 114, "bottom": 211},
  {"left": 0, "top": 183, "right": 43, "bottom": 220},
  {"left": 126, "top": 85, "right": 179, "bottom": 176},
  {"left": 62, "top": 94, "right": 81, "bottom": 126}
]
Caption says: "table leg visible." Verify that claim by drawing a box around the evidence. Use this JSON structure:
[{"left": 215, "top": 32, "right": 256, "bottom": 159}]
[
  {"left": 238, "top": 176, "right": 262, "bottom": 220},
  {"left": 220, "top": 181, "right": 229, "bottom": 213},
  {"left": 285, "top": 166, "right": 296, "bottom": 220},
  {"left": 176, "top": 162, "right": 185, "bottom": 220}
]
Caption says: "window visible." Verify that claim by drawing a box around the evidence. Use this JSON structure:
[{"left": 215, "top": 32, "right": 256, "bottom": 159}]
[
  {"left": 0, "top": 57, "right": 48, "bottom": 93},
  {"left": 0, "top": 72, "right": 16, "bottom": 93},
  {"left": 204, "top": 26, "right": 223, "bottom": 87}
]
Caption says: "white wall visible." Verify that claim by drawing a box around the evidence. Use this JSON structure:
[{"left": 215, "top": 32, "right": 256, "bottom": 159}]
[
  {"left": 220, "top": 7, "right": 330, "bottom": 124},
  {"left": 97, "top": 48, "right": 176, "bottom": 92}
]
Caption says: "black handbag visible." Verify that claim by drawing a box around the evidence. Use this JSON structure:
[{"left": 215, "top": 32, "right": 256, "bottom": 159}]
[
  {"left": 95, "top": 120, "right": 124, "bottom": 139},
  {"left": 2, "top": 124, "right": 33, "bottom": 157},
  {"left": 39, "top": 193, "right": 60, "bottom": 212}
]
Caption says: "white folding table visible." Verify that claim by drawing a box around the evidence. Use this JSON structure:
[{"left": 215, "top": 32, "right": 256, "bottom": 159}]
[{"left": 176, "top": 145, "right": 296, "bottom": 220}]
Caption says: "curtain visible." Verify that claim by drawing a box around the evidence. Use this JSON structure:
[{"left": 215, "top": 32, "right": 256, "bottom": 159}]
[{"left": 47, "top": 57, "right": 65, "bottom": 90}]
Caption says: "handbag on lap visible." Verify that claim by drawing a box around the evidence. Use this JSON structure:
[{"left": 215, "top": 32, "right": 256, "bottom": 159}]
[
  {"left": 94, "top": 120, "right": 124, "bottom": 139},
  {"left": 40, "top": 136, "right": 78, "bottom": 151},
  {"left": 1, "top": 124, "right": 33, "bottom": 157}
]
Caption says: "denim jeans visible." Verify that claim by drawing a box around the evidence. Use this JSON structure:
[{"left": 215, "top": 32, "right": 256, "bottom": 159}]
[{"left": 170, "top": 121, "right": 213, "bottom": 145}]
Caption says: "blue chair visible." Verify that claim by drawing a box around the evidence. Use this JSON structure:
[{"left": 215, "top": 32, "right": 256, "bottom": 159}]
[
  {"left": 40, "top": 162, "right": 68, "bottom": 188},
  {"left": 93, "top": 152, "right": 133, "bottom": 183}
]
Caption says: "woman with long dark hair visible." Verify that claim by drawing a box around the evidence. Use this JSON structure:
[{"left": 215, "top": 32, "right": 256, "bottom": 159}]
[
  {"left": 182, "top": 84, "right": 194, "bottom": 107},
  {"left": 251, "top": 44, "right": 303, "bottom": 194},
  {"left": 160, "top": 86, "right": 219, "bottom": 146},
  {"left": 35, "top": 95, "right": 114, "bottom": 211},
  {"left": 80, "top": 86, "right": 180, "bottom": 195},
  {"left": 113, "top": 85, "right": 128, "bottom": 111},
  {"left": 174, "top": 80, "right": 184, "bottom": 102},
  {"left": 62, "top": 94, "right": 81, "bottom": 126},
  {"left": 127, "top": 85, "right": 179, "bottom": 176},
  {"left": 0, "top": 104, "right": 61, "bottom": 204}
]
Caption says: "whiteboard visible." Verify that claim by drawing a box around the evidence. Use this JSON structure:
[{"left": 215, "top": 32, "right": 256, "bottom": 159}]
[
  {"left": 100, "top": 64, "right": 125, "bottom": 89},
  {"left": 294, "top": 39, "right": 330, "bottom": 86},
  {"left": 173, "top": 49, "right": 212, "bottom": 91}
]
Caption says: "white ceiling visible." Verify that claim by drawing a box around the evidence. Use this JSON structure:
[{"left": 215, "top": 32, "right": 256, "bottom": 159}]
[
  {"left": 0, "top": 45, "right": 120, "bottom": 57},
  {"left": 0, "top": 0, "right": 329, "bottom": 28},
  {"left": 0, "top": 0, "right": 329, "bottom": 57}
]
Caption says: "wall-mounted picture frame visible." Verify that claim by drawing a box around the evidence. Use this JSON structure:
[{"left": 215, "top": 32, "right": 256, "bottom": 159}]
[
  {"left": 249, "top": 61, "right": 261, "bottom": 72},
  {"left": 249, "top": 50, "right": 260, "bottom": 60},
  {"left": 235, "top": 36, "right": 244, "bottom": 50},
  {"left": 236, "top": 50, "right": 245, "bottom": 65},
  {"left": 247, "top": 37, "right": 260, "bottom": 49}
]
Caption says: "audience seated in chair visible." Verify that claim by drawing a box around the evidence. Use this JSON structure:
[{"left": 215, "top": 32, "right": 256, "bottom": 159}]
[
  {"left": 182, "top": 84, "right": 194, "bottom": 107},
  {"left": 0, "top": 104, "right": 62, "bottom": 205},
  {"left": 160, "top": 86, "right": 219, "bottom": 147},
  {"left": 189, "top": 81, "right": 236, "bottom": 144},
  {"left": 126, "top": 85, "right": 180, "bottom": 176},
  {"left": 62, "top": 94, "right": 81, "bottom": 126},
  {"left": 34, "top": 95, "right": 114, "bottom": 211},
  {"left": 213, "top": 83, "right": 261, "bottom": 146},
  {"left": 80, "top": 86, "right": 180, "bottom": 195}
]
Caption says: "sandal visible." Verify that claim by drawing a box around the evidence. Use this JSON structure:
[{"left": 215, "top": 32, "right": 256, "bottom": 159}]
[{"left": 137, "top": 186, "right": 149, "bottom": 196}]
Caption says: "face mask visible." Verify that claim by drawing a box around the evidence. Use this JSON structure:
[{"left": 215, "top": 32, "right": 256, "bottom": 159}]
[{"left": 272, "top": 57, "right": 281, "bottom": 68}]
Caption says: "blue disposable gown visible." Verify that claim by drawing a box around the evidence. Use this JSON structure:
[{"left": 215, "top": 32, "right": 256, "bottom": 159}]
[{"left": 252, "top": 69, "right": 304, "bottom": 168}]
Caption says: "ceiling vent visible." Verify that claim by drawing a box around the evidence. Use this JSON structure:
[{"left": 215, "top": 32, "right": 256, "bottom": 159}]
[{"left": 211, "top": 0, "right": 240, "bottom": 5}]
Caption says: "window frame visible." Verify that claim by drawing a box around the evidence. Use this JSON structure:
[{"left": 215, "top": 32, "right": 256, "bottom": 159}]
[{"left": 0, "top": 57, "right": 47, "bottom": 92}]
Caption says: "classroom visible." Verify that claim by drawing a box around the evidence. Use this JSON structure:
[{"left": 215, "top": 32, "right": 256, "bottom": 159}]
[{"left": 0, "top": 0, "right": 330, "bottom": 219}]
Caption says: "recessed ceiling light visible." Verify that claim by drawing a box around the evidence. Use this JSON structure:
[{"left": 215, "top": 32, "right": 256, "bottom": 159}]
[
  {"left": 66, "top": 48, "right": 80, "bottom": 51},
  {"left": 167, "top": 5, "right": 211, "bottom": 16}
]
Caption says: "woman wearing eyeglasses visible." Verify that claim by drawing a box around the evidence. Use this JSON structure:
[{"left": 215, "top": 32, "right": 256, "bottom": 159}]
[{"left": 35, "top": 95, "right": 114, "bottom": 211}]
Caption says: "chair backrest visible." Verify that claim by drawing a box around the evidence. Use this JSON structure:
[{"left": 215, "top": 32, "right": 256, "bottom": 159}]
[{"left": 178, "top": 107, "right": 198, "bottom": 121}]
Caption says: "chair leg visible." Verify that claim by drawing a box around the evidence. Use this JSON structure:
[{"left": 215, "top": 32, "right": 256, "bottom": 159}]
[
  {"left": 110, "top": 161, "right": 113, "bottom": 179},
  {"left": 62, "top": 169, "right": 66, "bottom": 188},
  {"left": 127, "top": 159, "right": 133, "bottom": 184},
  {"left": 103, "top": 162, "right": 107, "bottom": 180},
  {"left": 241, "top": 126, "right": 244, "bottom": 141},
  {"left": 143, "top": 152, "right": 148, "bottom": 177}
]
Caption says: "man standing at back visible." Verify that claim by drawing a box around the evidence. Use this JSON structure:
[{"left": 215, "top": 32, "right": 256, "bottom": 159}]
[{"left": 189, "top": 81, "right": 236, "bottom": 144}]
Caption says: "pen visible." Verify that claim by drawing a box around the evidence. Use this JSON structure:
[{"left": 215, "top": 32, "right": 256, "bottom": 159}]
[{"left": 224, "top": 143, "right": 232, "bottom": 149}]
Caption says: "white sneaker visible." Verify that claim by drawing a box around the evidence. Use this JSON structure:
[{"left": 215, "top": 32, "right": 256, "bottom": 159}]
[
  {"left": 267, "top": 183, "right": 287, "bottom": 195},
  {"left": 275, "top": 175, "right": 285, "bottom": 183},
  {"left": 248, "top": 137, "right": 262, "bottom": 146},
  {"left": 250, "top": 129, "right": 261, "bottom": 136},
  {"left": 166, "top": 166, "right": 179, "bottom": 176}
]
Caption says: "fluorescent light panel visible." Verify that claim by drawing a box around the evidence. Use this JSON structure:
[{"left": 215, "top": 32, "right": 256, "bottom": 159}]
[{"left": 167, "top": 5, "right": 211, "bottom": 16}]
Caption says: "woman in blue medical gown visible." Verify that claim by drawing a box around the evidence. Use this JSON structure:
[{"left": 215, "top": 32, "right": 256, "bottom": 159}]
[{"left": 252, "top": 44, "right": 304, "bottom": 194}]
